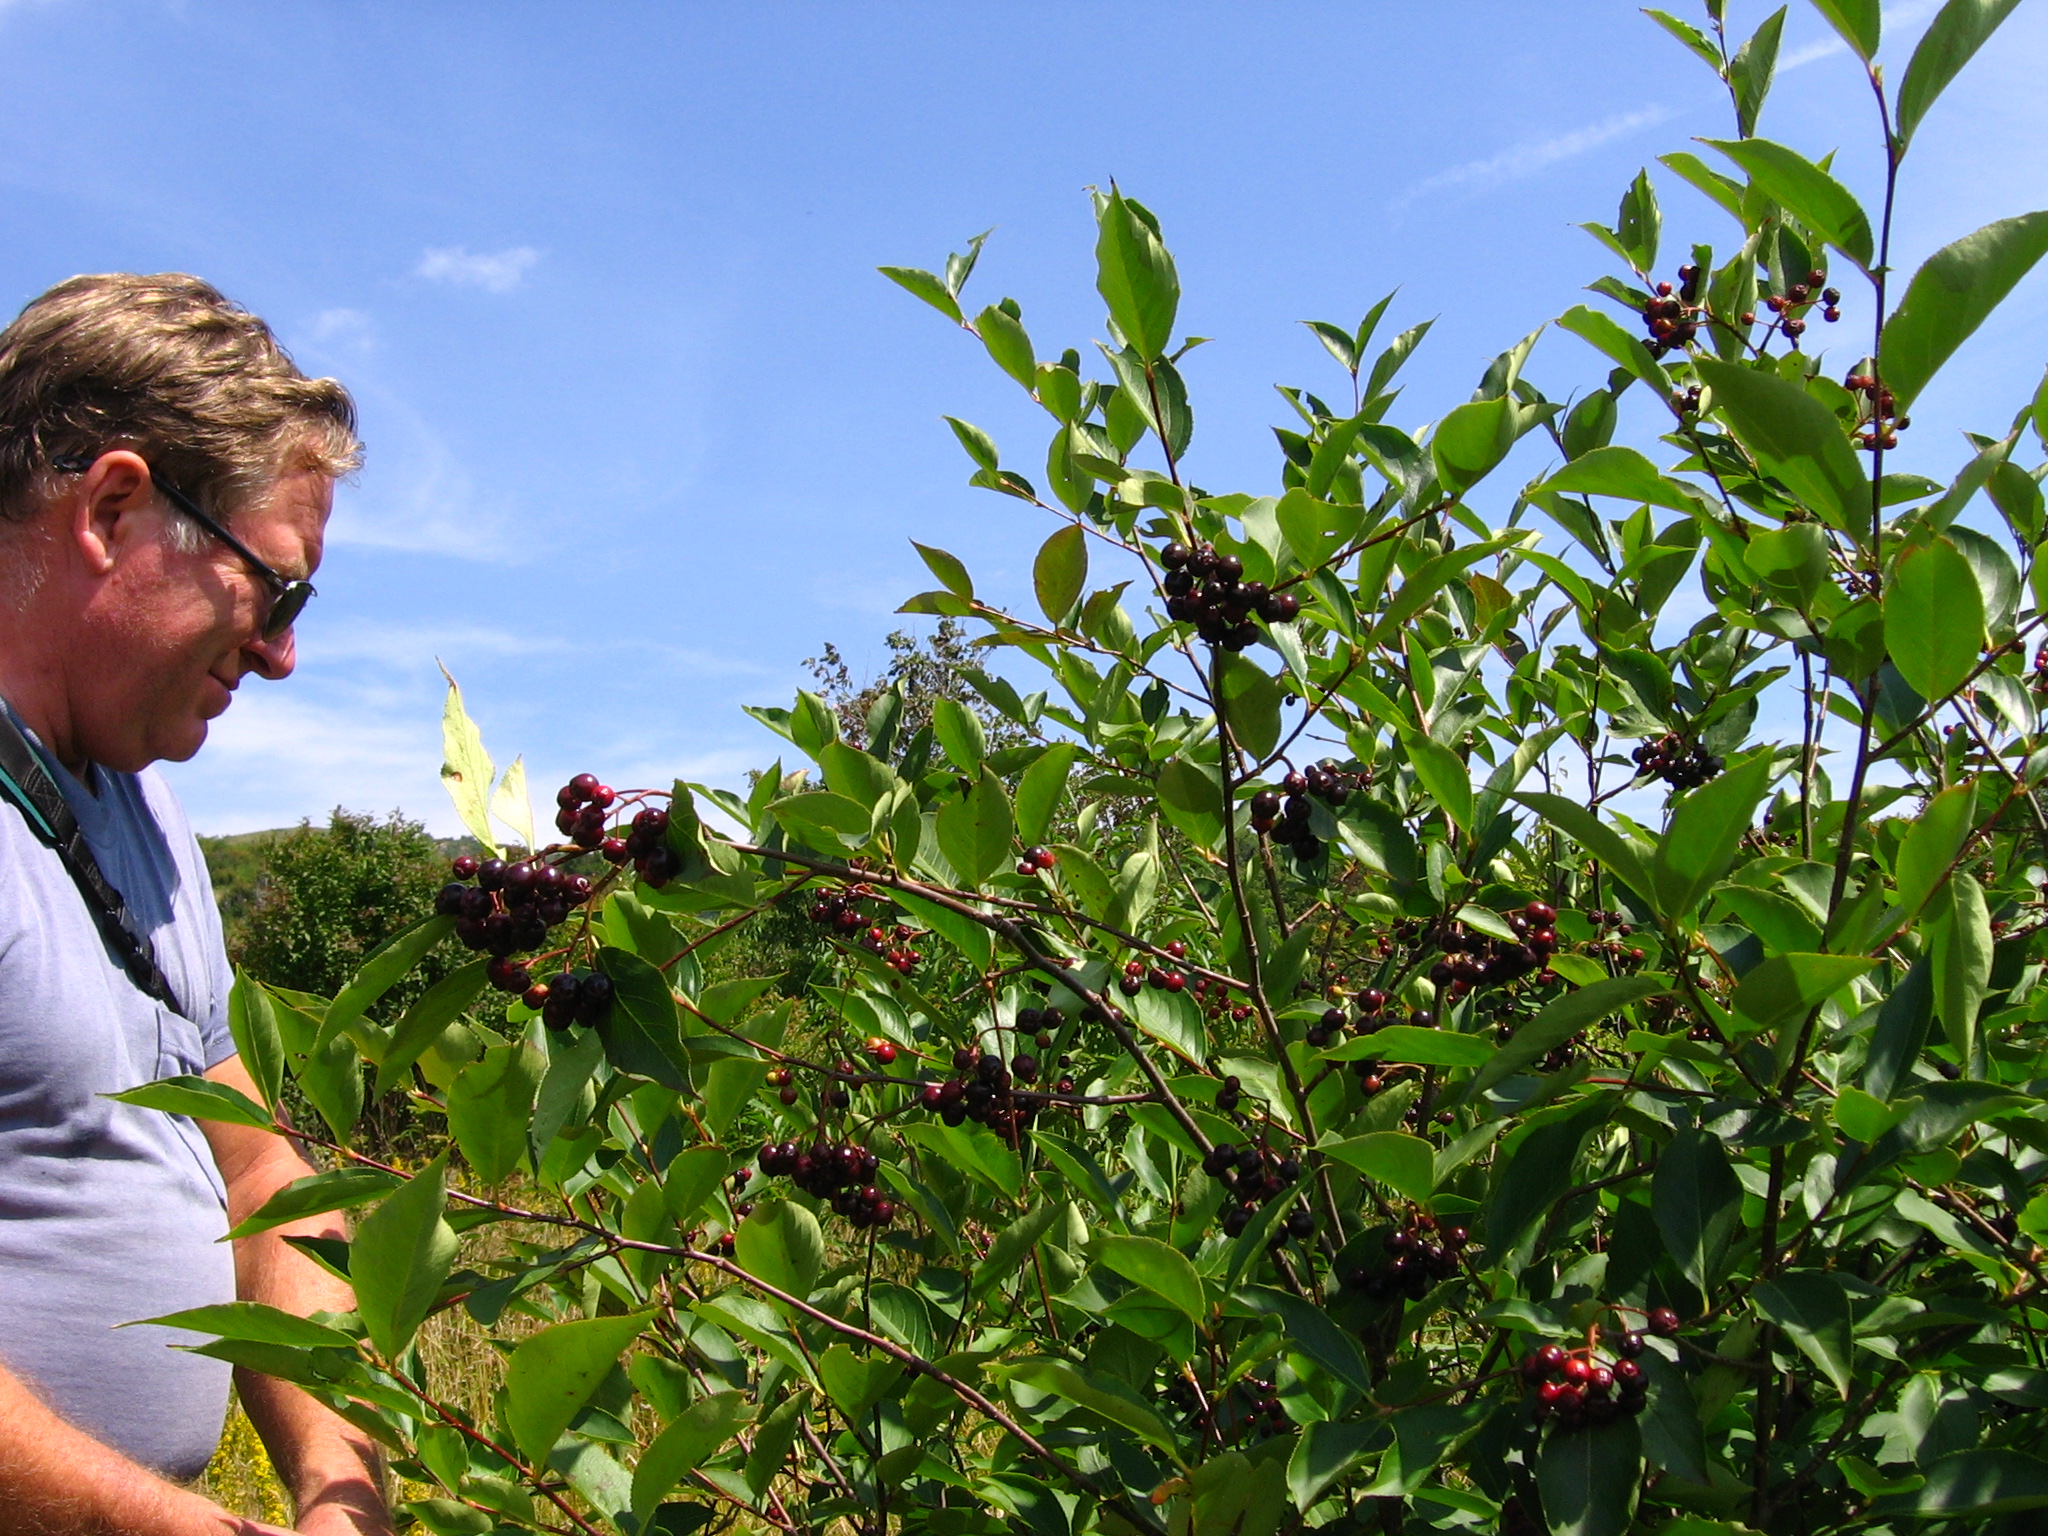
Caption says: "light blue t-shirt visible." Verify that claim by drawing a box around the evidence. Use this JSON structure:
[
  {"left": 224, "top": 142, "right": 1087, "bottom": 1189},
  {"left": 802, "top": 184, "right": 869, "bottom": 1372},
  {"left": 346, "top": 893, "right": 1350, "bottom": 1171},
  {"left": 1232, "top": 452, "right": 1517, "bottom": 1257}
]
[{"left": 0, "top": 707, "right": 239, "bottom": 1479}]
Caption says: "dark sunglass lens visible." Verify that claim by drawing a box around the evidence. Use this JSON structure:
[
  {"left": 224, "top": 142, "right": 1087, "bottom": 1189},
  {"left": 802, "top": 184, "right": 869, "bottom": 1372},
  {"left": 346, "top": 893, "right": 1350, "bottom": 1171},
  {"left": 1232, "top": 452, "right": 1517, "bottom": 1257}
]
[{"left": 264, "top": 581, "right": 314, "bottom": 638}]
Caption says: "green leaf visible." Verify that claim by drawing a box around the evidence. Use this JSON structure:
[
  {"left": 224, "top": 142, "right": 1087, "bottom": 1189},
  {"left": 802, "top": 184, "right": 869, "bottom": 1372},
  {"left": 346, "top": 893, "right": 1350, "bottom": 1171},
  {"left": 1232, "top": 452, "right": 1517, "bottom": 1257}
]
[
  {"left": 931, "top": 696, "right": 988, "bottom": 773},
  {"left": 1927, "top": 869, "right": 1992, "bottom": 1063},
  {"left": 596, "top": 947, "right": 690, "bottom": 1091},
  {"left": 225, "top": 1167, "right": 402, "bottom": 1239},
  {"left": 1430, "top": 397, "right": 1515, "bottom": 496},
  {"left": 374, "top": 959, "right": 488, "bottom": 1100},
  {"left": 1753, "top": 1270, "right": 1853, "bottom": 1395},
  {"left": 999, "top": 1358, "right": 1180, "bottom": 1454},
  {"left": 1693, "top": 358, "right": 1868, "bottom": 534},
  {"left": 1704, "top": 137, "right": 1872, "bottom": 270},
  {"left": 818, "top": 1343, "right": 904, "bottom": 1422},
  {"left": 944, "top": 415, "right": 999, "bottom": 473},
  {"left": 936, "top": 767, "right": 1013, "bottom": 888},
  {"left": 1896, "top": 0, "right": 2023, "bottom": 147},
  {"left": 106, "top": 1074, "right": 273, "bottom": 1130},
  {"left": 630, "top": 1393, "right": 754, "bottom": 1526},
  {"left": 1881, "top": 211, "right": 2048, "bottom": 412},
  {"left": 734, "top": 1197, "right": 825, "bottom": 1303},
  {"left": 1893, "top": 780, "right": 1975, "bottom": 919},
  {"left": 878, "top": 264, "right": 962, "bottom": 323},
  {"left": 1730, "top": 7, "right": 1786, "bottom": 138},
  {"left": 1556, "top": 305, "right": 1672, "bottom": 393},
  {"left": 1807, "top": 0, "right": 1880, "bottom": 59},
  {"left": 1891, "top": 1449, "right": 2048, "bottom": 1518},
  {"left": 1014, "top": 742, "right": 1078, "bottom": 848},
  {"left": 1400, "top": 730, "right": 1473, "bottom": 835},
  {"left": 976, "top": 303, "right": 1036, "bottom": 389},
  {"left": 659, "top": 1144, "right": 730, "bottom": 1226},
  {"left": 1834, "top": 1086, "right": 1909, "bottom": 1142},
  {"left": 1321, "top": 1132, "right": 1436, "bottom": 1203},
  {"left": 1535, "top": 447, "right": 1701, "bottom": 514},
  {"left": 1514, "top": 792, "right": 1654, "bottom": 907},
  {"left": 1288, "top": 1420, "right": 1387, "bottom": 1512},
  {"left": 1653, "top": 1128, "right": 1742, "bottom": 1290},
  {"left": 437, "top": 666, "right": 498, "bottom": 854},
  {"left": 911, "top": 541, "right": 974, "bottom": 601},
  {"left": 351, "top": 1153, "right": 457, "bottom": 1361},
  {"left": 1865, "top": 956, "right": 1934, "bottom": 1101},
  {"left": 1156, "top": 756, "right": 1225, "bottom": 848},
  {"left": 317, "top": 914, "right": 452, "bottom": 1053},
  {"left": 1746, "top": 522, "right": 1832, "bottom": 607},
  {"left": 447, "top": 1034, "right": 545, "bottom": 1186},
  {"left": 1239, "top": 1285, "right": 1374, "bottom": 1397},
  {"left": 1650, "top": 750, "right": 1776, "bottom": 916},
  {"left": 505, "top": 1311, "right": 654, "bottom": 1463},
  {"left": 1094, "top": 1234, "right": 1206, "bottom": 1325},
  {"left": 132, "top": 1300, "right": 357, "bottom": 1350},
  {"left": 1339, "top": 1025, "right": 1493, "bottom": 1070},
  {"left": 1883, "top": 536, "right": 1985, "bottom": 700},
  {"left": 227, "top": 971, "right": 284, "bottom": 1111},
  {"left": 1468, "top": 976, "right": 1666, "bottom": 1099},
  {"left": 1535, "top": 1417, "right": 1642, "bottom": 1536},
  {"left": 1218, "top": 654, "right": 1285, "bottom": 761},
  {"left": 1731, "top": 953, "right": 1876, "bottom": 1030},
  {"left": 1095, "top": 188, "right": 1179, "bottom": 361},
  {"left": 1616, "top": 168, "right": 1661, "bottom": 273},
  {"left": 1033, "top": 523, "right": 1088, "bottom": 626}
]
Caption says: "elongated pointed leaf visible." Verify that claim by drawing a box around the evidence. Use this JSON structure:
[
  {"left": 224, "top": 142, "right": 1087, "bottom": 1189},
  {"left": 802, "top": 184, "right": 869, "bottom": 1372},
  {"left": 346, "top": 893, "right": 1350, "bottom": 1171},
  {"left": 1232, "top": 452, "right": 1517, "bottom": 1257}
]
[
  {"left": 1808, "top": 0, "right": 1880, "bottom": 59},
  {"left": 1468, "top": 975, "right": 1666, "bottom": 1098},
  {"left": 505, "top": 1311, "right": 654, "bottom": 1462},
  {"left": 1754, "top": 1270, "right": 1853, "bottom": 1395},
  {"left": 318, "top": 914, "right": 453, "bottom": 1051},
  {"left": 1654, "top": 1128, "right": 1741, "bottom": 1289},
  {"left": 1881, "top": 211, "right": 2048, "bottom": 411},
  {"left": 1731, "top": 953, "right": 1876, "bottom": 1030},
  {"left": 1649, "top": 749, "right": 1777, "bottom": 915},
  {"left": 1884, "top": 535, "right": 1985, "bottom": 700},
  {"left": 1896, "top": 0, "right": 2023, "bottom": 148},
  {"left": 225, "top": 1166, "right": 403, "bottom": 1239},
  {"left": 1514, "top": 792, "right": 1654, "bottom": 907},
  {"left": 735, "top": 1197, "right": 825, "bottom": 1303},
  {"left": 446, "top": 1035, "right": 545, "bottom": 1186},
  {"left": 1705, "top": 137, "right": 1873, "bottom": 270},
  {"left": 438, "top": 666, "right": 497, "bottom": 854},
  {"left": 1536, "top": 1417, "right": 1642, "bottom": 1536},
  {"left": 1033, "top": 523, "right": 1088, "bottom": 625},
  {"left": 352, "top": 1153, "right": 456, "bottom": 1361},
  {"left": 1094, "top": 1234, "right": 1206, "bottom": 1325},
  {"left": 1014, "top": 742, "right": 1077, "bottom": 847},
  {"left": 631, "top": 1392, "right": 753, "bottom": 1524},
  {"left": 936, "top": 767, "right": 1013, "bottom": 888},
  {"left": 1095, "top": 189, "right": 1179, "bottom": 361},
  {"left": 227, "top": 971, "right": 285, "bottom": 1112},
  {"left": 107, "top": 1074, "right": 273, "bottom": 1130},
  {"left": 1694, "top": 358, "right": 1869, "bottom": 534}
]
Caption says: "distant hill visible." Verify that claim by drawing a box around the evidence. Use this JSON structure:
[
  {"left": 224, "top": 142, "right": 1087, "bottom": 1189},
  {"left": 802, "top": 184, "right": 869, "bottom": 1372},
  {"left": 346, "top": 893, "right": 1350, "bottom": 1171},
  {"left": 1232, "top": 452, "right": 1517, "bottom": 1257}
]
[{"left": 197, "top": 823, "right": 480, "bottom": 957}]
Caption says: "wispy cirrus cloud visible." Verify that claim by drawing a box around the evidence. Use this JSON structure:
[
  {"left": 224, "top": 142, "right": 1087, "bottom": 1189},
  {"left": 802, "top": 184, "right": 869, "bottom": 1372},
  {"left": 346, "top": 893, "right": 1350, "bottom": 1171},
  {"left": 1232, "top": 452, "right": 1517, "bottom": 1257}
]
[
  {"left": 1392, "top": 105, "right": 1682, "bottom": 212},
  {"left": 415, "top": 245, "right": 540, "bottom": 293}
]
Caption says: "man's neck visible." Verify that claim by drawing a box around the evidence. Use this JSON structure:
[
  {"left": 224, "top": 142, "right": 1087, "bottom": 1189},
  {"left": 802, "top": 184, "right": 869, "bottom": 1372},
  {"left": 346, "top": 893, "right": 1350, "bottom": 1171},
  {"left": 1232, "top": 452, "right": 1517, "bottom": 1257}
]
[{"left": 0, "top": 623, "right": 89, "bottom": 782}]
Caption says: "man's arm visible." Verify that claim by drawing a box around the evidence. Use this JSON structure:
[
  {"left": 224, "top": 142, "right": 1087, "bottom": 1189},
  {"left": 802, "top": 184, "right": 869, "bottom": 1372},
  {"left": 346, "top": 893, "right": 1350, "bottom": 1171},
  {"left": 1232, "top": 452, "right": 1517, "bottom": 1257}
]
[
  {"left": 0, "top": 1360, "right": 290, "bottom": 1536},
  {"left": 200, "top": 1057, "right": 390, "bottom": 1536}
]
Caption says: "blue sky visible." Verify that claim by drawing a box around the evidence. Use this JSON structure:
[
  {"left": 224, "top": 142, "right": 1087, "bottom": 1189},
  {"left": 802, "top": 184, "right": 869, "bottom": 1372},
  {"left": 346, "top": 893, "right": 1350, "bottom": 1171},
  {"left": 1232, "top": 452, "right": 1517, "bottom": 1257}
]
[{"left": 0, "top": 0, "right": 2039, "bottom": 835}]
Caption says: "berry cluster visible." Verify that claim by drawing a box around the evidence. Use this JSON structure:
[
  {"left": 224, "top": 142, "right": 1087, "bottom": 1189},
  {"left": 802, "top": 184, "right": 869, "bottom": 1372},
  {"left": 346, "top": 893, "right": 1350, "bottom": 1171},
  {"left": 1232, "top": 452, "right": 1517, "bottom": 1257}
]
[
  {"left": 1344, "top": 1214, "right": 1469, "bottom": 1302},
  {"left": 1843, "top": 372, "right": 1909, "bottom": 451},
  {"left": 1191, "top": 974, "right": 1252, "bottom": 1024},
  {"left": 1630, "top": 732, "right": 1725, "bottom": 789},
  {"left": 1015, "top": 844, "right": 1057, "bottom": 878},
  {"left": 1161, "top": 540, "right": 1299, "bottom": 650},
  {"left": 920, "top": 1047, "right": 1045, "bottom": 1139},
  {"left": 1427, "top": 901, "right": 1562, "bottom": 998},
  {"left": 1118, "top": 940, "right": 1189, "bottom": 996},
  {"left": 855, "top": 922, "right": 924, "bottom": 975},
  {"left": 437, "top": 852, "right": 595, "bottom": 964},
  {"left": 1758, "top": 271, "right": 1842, "bottom": 347},
  {"left": 1638, "top": 265, "right": 1704, "bottom": 356},
  {"left": 1163, "top": 1374, "right": 1289, "bottom": 1442},
  {"left": 1250, "top": 762, "right": 1358, "bottom": 861},
  {"left": 756, "top": 1139, "right": 896, "bottom": 1229},
  {"left": 1307, "top": 987, "right": 1390, "bottom": 1048},
  {"left": 1520, "top": 1311, "right": 1677, "bottom": 1431},
  {"left": 1201, "top": 1141, "right": 1310, "bottom": 1240},
  {"left": 531, "top": 969, "right": 615, "bottom": 1031},
  {"left": 806, "top": 883, "right": 877, "bottom": 934}
]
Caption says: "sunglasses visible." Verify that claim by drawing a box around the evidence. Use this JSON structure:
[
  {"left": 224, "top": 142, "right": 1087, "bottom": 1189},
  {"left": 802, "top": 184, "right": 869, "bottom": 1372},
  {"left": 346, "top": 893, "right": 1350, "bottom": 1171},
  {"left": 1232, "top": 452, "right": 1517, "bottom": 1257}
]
[{"left": 51, "top": 452, "right": 315, "bottom": 638}]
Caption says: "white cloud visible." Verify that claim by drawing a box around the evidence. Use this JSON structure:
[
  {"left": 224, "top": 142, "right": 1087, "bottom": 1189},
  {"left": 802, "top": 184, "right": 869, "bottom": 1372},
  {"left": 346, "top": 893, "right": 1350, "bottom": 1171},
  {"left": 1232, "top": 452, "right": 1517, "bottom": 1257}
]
[
  {"left": 304, "top": 307, "right": 375, "bottom": 351},
  {"left": 1393, "top": 105, "right": 1681, "bottom": 211},
  {"left": 415, "top": 245, "right": 540, "bottom": 294}
]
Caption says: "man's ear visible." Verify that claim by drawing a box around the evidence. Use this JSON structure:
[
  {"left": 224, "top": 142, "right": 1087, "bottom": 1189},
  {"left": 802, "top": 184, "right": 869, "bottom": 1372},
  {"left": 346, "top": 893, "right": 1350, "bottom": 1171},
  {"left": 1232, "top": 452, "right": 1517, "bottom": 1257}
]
[{"left": 70, "top": 449, "right": 158, "bottom": 576}]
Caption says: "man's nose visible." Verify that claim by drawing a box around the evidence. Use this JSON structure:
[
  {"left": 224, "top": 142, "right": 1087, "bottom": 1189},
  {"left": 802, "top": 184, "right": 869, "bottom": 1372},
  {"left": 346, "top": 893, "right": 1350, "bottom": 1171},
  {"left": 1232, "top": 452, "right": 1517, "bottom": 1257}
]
[{"left": 245, "top": 626, "right": 296, "bottom": 680}]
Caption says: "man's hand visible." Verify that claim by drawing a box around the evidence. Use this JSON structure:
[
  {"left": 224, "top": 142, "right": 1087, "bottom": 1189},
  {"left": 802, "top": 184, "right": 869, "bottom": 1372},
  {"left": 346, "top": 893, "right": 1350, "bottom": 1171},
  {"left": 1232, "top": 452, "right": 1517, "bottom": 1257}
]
[{"left": 201, "top": 1057, "right": 393, "bottom": 1536}]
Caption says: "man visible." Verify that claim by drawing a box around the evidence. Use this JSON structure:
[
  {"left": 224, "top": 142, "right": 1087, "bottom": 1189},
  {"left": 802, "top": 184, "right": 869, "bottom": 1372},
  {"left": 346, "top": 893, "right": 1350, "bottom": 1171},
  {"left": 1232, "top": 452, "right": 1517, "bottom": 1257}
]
[{"left": 0, "top": 273, "right": 389, "bottom": 1536}]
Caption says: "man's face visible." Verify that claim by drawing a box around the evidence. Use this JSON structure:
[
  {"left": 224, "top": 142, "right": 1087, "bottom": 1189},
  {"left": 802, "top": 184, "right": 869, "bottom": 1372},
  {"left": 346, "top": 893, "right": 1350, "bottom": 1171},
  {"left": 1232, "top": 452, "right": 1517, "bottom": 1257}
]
[{"left": 79, "top": 466, "right": 333, "bottom": 772}]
